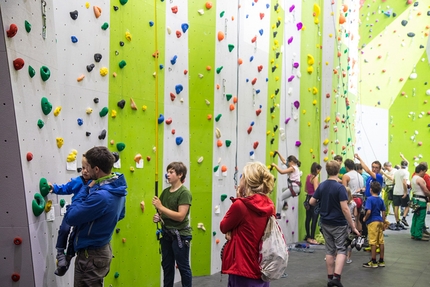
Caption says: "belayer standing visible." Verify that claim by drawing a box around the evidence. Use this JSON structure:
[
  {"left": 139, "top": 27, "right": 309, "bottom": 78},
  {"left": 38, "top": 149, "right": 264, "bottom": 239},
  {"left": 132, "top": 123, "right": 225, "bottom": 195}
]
[{"left": 152, "top": 162, "right": 192, "bottom": 287}]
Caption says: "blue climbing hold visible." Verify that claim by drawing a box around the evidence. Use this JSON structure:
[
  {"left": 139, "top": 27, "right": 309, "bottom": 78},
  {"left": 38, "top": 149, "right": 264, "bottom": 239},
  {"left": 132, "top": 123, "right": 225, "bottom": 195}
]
[
  {"left": 259, "top": 29, "right": 263, "bottom": 36},
  {"left": 266, "top": 4, "right": 270, "bottom": 8},
  {"left": 170, "top": 55, "right": 178, "bottom": 65},
  {"left": 256, "top": 89, "right": 261, "bottom": 94},
  {"left": 246, "top": 79, "right": 249, "bottom": 82},
  {"left": 175, "top": 84, "right": 183, "bottom": 94},
  {"left": 181, "top": 23, "right": 189, "bottom": 33},
  {"left": 158, "top": 114, "right": 164, "bottom": 124},
  {"left": 250, "top": 151, "right": 254, "bottom": 156},
  {"left": 149, "top": 21, "right": 154, "bottom": 27},
  {"left": 250, "top": 121, "right": 255, "bottom": 126},
  {"left": 77, "top": 118, "right": 83, "bottom": 126},
  {"left": 71, "top": 36, "right": 78, "bottom": 43},
  {"left": 160, "top": 64, "right": 164, "bottom": 70},
  {"left": 250, "top": 56, "right": 254, "bottom": 62},
  {"left": 176, "top": 137, "right": 184, "bottom": 145}
]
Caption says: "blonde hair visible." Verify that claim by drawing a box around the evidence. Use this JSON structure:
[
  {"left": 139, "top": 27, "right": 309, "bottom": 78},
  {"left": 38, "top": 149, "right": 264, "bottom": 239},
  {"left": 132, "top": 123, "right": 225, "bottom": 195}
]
[
  {"left": 346, "top": 187, "right": 353, "bottom": 204},
  {"left": 242, "top": 162, "right": 274, "bottom": 195}
]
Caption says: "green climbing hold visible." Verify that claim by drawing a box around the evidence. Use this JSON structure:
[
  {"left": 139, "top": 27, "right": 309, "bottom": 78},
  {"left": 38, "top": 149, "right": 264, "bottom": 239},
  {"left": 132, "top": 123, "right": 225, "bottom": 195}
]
[
  {"left": 213, "top": 231, "right": 216, "bottom": 236},
  {"left": 228, "top": 44, "right": 235, "bottom": 52},
  {"left": 226, "top": 94, "right": 232, "bottom": 101},
  {"left": 221, "top": 194, "right": 227, "bottom": 201},
  {"left": 41, "top": 97, "right": 52, "bottom": 115},
  {"left": 32, "top": 193, "right": 46, "bottom": 217},
  {"left": 28, "top": 65, "right": 36, "bottom": 78},
  {"left": 213, "top": 165, "right": 219, "bottom": 172},
  {"left": 216, "top": 66, "right": 223, "bottom": 74},
  {"left": 220, "top": 11, "right": 225, "bottom": 18},
  {"left": 119, "top": 60, "right": 127, "bottom": 69},
  {"left": 99, "top": 107, "right": 109, "bottom": 117},
  {"left": 215, "top": 114, "right": 222, "bottom": 122},
  {"left": 25, "top": 20, "right": 32, "bottom": 33},
  {"left": 116, "top": 142, "right": 126, "bottom": 151},
  {"left": 60, "top": 199, "right": 66, "bottom": 208},
  {"left": 225, "top": 140, "right": 231, "bottom": 147},
  {"left": 120, "top": 0, "right": 128, "bottom": 5},
  {"left": 40, "top": 66, "right": 51, "bottom": 81},
  {"left": 114, "top": 272, "right": 120, "bottom": 279},
  {"left": 39, "top": 178, "right": 50, "bottom": 197},
  {"left": 37, "top": 119, "right": 44, "bottom": 129},
  {"left": 101, "top": 22, "right": 109, "bottom": 30}
]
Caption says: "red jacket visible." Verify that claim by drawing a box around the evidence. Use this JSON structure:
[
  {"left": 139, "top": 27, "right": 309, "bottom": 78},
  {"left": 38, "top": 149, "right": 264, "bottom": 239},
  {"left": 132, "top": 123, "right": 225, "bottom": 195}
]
[{"left": 220, "top": 194, "right": 274, "bottom": 279}]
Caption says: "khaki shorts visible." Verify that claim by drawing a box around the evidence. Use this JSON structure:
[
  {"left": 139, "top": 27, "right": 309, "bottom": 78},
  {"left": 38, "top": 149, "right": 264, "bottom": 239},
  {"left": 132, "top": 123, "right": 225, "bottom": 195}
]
[{"left": 367, "top": 221, "right": 384, "bottom": 246}]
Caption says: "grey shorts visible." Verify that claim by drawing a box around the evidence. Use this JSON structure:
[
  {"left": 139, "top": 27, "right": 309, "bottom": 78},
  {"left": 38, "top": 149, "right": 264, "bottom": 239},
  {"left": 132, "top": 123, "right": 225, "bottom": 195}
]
[{"left": 321, "top": 223, "right": 348, "bottom": 256}]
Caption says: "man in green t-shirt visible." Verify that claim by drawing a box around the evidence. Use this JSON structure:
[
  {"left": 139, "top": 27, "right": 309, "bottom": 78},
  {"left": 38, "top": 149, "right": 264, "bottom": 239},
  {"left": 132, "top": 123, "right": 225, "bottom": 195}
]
[{"left": 152, "top": 162, "right": 192, "bottom": 287}]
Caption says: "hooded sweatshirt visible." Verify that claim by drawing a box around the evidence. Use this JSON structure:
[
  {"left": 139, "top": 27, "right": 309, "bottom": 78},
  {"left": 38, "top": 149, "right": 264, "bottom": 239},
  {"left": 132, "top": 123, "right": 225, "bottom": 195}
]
[
  {"left": 220, "top": 193, "right": 274, "bottom": 279},
  {"left": 52, "top": 175, "right": 89, "bottom": 202},
  {"left": 65, "top": 173, "right": 127, "bottom": 250}
]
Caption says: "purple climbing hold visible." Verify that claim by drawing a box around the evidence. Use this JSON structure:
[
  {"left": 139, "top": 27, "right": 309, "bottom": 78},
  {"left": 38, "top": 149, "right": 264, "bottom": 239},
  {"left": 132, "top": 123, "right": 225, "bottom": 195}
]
[
  {"left": 293, "top": 62, "right": 299, "bottom": 69},
  {"left": 289, "top": 5, "right": 295, "bottom": 12},
  {"left": 288, "top": 36, "right": 293, "bottom": 45},
  {"left": 285, "top": 118, "right": 291, "bottom": 124},
  {"left": 296, "top": 22, "right": 303, "bottom": 30},
  {"left": 293, "top": 101, "right": 300, "bottom": 109},
  {"left": 295, "top": 141, "right": 301, "bottom": 147},
  {"left": 288, "top": 75, "right": 295, "bottom": 82}
]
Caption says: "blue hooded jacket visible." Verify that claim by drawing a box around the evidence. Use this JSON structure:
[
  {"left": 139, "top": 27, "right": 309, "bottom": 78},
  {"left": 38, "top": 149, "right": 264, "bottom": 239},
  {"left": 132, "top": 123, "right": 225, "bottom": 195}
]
[{"left": 64, "top": 173, "right": 127, "bottom": 250}]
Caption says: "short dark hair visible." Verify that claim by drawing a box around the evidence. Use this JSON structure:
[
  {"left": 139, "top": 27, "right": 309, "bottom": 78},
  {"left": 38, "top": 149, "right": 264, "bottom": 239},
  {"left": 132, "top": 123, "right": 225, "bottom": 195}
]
[
  {"left": 370, "top": 181, "right": 381, "bottom": 195},
  {"left": 167, "top": 162, "right": 187, "bottom": 183},
  {"left": 334, "top": 155, "right": 343, "bottom": 162},
  {"left": 355, "top": 163, "right": 362, "bottom": 171},
  {"left": 415, "top": 164, "right": 428, "bottom": 174},
  {"left": 344, "top": 159, "right": 355, "bottom": 171},
  {"left": 85, "top": 146, "right": 115, "bottom": 174},
  {"left": 401, "top": 160, "right": 408, "bottom": 168},
  {"left": 326, "top": 160, "right": 340, "bottom": 176},
  {"left": 310, "top": 162, "right": 322, "bottom": 175},
  {"left": 372, "top": 161, "right": 382, "bottom": 170}
]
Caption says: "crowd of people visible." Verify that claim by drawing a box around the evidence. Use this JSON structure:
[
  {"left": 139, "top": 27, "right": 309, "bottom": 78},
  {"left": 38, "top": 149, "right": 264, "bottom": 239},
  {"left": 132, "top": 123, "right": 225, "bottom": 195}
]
[{"left": 48, "top": 147, "right": 430, "bottom": 287}]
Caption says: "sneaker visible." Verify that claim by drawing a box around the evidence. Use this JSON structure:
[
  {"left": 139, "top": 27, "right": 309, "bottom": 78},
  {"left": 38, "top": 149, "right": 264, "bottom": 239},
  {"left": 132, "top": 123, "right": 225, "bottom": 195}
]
[
  {"left": 423, "top": 230, "right": 430, "bottom": 236},
  {"left": 401, "top": 218, "right": 409, "bottom": 227},
  {"left": 363, "top": 246, "right": 371, "bottom": 252},
  {"left": 346, "top": 258, "right": 352, "bottom": 264},
  {"left": 327, "top": 278, "right": 344, "bottom": 287},
  {"left": 376, "top": 248, "right": 380, "bottom": 253},
  {"left": 378, "top": 260, "right": 385, "bottom": 267},
  {"left": 355, "top": 236, "right": 365, "bottom": 251},
  {"left": 350, "top": 238, "right": 357, "bottom": 249},
  {"left": 417, "top": 237, "right": 429, "bottom": 241},
  {"left": 362, "top": 260, "right": 378, "bottom": 268}
]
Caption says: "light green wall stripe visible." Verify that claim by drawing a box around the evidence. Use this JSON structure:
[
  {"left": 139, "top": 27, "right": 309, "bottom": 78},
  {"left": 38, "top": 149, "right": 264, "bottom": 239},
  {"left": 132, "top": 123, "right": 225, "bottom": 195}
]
[
  {"left": 188, "top": 0, "right": 216, "bottom": 276},
  {"left": 388, "top": 50, "right": 429, "bottom": 169},
  {"left": 267, "top": 1, "right": 284, "bottom": 205},
  {"left": 298, "top": 0, "right": 323, "bottom": 240},
  {"left": 106, "top": 1, "right": 165, "bottom": 286}
]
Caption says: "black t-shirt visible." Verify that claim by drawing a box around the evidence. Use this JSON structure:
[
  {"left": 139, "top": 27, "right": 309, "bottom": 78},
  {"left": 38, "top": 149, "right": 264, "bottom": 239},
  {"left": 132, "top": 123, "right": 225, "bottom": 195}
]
[{"left": 313, "top": 179, "right": 348, "bottom": 226}]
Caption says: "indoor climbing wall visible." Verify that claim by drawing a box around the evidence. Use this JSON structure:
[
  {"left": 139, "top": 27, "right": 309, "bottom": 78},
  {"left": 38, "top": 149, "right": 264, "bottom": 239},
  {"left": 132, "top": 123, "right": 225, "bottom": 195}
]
[
  {"left": 357, "top": 0, "right": 430, "bottom": 166},
  {"left": 1, "top": 1, "right": 365, "bottom": 287}
]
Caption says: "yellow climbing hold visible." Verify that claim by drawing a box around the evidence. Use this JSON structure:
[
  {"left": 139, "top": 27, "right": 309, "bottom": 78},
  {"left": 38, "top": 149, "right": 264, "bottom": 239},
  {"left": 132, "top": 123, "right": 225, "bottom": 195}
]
[
  {"left": 45, "top": 200, "right": 52, "bottom": 212},
  {"left": 275, "top": 76, "right": 279, "bottom": 81},
  {"left": 142, "top": 105, "right": 147, "bottom": 111},
  {"left": 266, "top": 130, "right": 271, "bottom": 135},
  {"left": 314, "top": 17, "right": 319, "bottom": 24},
  {"left": 307, "top": 66, "right": 314, "bottom": 74},
  {"left": 307, "top": 54, "right": 314, "bottom": 65},
  {"left": 323, "top": 139, "right": 329, "bottom": 145},
  {"left": 308, "top": 122, "right": 311, "bottom": 126},
  {"left": 310, "top": 149, "right": 314, "bottom": 153},
  {"left": 125, "top": 31, "right": 132, "bottom": 41},
  {"left": 56, "top": 137, "right": 64, "bottom": 148},
  {"left": 111, "top": 109, "right": 117, "bottom": 118},
  {"left": 86, "top": 108, "right": 93, "bottom": 114},
  {"left": 312, "top": 100, "right": 317, "bottom": 105},
  {"left": 100, "top": 67, "right": 108, "bottom": 76},
  {"left": 324, "top": 156, "right": 329, "bottom": 162},
  {"left": 54, "top": 106, "right": 62, "bottom": 116},
  {"left": 85, "top": 2, "right": 90, "bottom": 9},
  {"left": 312, "top": 87, "right": 318, "bottom": 95},
  {"left": 324, "top": 116, "right": 331, "bottom": 123},
  {"left": 302, "top": 110, "right": 306, "bottom": 114},
  {"left": 313, "top": 4, "right": 321, "bottom": 17}
]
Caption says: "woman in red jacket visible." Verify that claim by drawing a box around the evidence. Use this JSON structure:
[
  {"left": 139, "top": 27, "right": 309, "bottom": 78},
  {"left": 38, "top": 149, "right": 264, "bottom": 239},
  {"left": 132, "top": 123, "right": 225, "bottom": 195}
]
[{"left": 220, "top": 162, "right": 275, "bottom": 287}]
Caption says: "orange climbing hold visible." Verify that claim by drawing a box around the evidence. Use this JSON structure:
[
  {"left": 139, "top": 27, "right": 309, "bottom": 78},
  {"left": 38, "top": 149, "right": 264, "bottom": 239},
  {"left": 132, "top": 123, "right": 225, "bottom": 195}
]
[
  {"left": 93, "top": 6, "right": 102, "bottom": 18},
  {"left": 206, "top": 66, "right": 212, "bottom": 71},
  {"left": 221, "top": 165, "right": 227, "bottom": 172},
  {"left": 77, "top": 74, "right": 85, "bottom": 82},
  {"left": 251, "top": 36, "right": 257, "bottom": 43},
  {"left": 232, "top": 96, "right": 237, "bottom": 103},
  {"left": 205, "top": 2, "right": 213, "bottom": 9},
  {"left": 217, "top": 140, "right": 223, "bottom": 147},
  {"left": 229, "top": 104, "right": 235, "bottom": 111},
  {"left": 238, "top": 58, "right": 243, "bottom": 65},
  {"left": 339, "top": 14, "right": 346, "bottom": 24},
  {"left": 217, "top": 31, "right": 225, "bottom": 41}
]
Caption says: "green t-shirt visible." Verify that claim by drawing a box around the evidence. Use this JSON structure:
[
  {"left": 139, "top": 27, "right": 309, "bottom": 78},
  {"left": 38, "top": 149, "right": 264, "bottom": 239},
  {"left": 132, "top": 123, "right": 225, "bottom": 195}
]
[{"left": 159, "top": 185, "right": 192, "bottom": 236}]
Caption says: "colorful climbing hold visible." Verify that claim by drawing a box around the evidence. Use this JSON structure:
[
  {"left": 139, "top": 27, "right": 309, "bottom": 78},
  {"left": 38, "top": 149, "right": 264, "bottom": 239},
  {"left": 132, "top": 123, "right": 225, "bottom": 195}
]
[
  {"left": 25, "top": 20, "right": 32, "bottom": 33},
  {"left": 13, "top": 58, "right": 24, "bottom": 70},
  {"left": 117, "top": 142, "right": 126, "bottom": 151},
  {"left": 40, "top": 66, "right": 50, "bottom": 81},
  {"left": 6, "top": 24, "right": 18, "bottom": 38}
]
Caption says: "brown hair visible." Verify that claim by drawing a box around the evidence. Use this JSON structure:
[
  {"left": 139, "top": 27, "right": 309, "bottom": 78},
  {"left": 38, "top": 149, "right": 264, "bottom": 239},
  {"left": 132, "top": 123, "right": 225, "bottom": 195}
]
[
  {"left": 167, "top": 162, "right": 187, "bottom": 183},
  {"left": 326, "top": 160, "right": 340, "bottom": 176}
]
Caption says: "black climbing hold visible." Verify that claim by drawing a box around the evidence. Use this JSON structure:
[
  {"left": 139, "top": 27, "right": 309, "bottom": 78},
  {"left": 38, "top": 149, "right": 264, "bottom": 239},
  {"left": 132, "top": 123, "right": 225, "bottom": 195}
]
[
  {"left": 86, "top": 132, "right": 91, "bottom": 136},
  {"left": 392, "top": 12, "right": 396, "bottom": 17},
  {"left": 270, "top": 138, "right": 275, "bottom": 144},
  {"left": 401, "top": 20, "right": 408, "bottom": 26},
  {"left": 70, "top": 10, "right": 78, "bottom": 20},
  {"left": 120, "top": 41, "right": 124, "bottom": 46},
  {"left": 274, "top": 125, "right": 278, "bottom": 132},
  {"left": 407, "top": 32, "right": 415, "bottom": 37},
  {"left": 275, "top": 89, "right": 279, "bottom": 95},
  {"left": 86, "top": 63, "right": 95, "bottom": 72},
  {"left": 275, "top": 52, "right": 280, "bottom": 59},
  {"left": 414, "top": 2, "right": 418, "bottom": 7},
  {"left": 93, "top": 97, "right": 99, "bottom": 103},
  {"left": 272, "top": 66, "right": 276, "bottom": 73},
  {"left": 420, "top": 45, "right": 424, "bottom": 48},
  {"left": 112, "top": 152, "right": 120, "bottom": 162},
  {"left": 273, "top": 31, "right": 277, "bottom": 38},
  {"left": 270, "top": 106, "right": 275, "bottom": 113},
  {"left": 98, "top": 129, "right": 106, "bottom": 140},
  {"left": 94, "top": 53, "right": 102, "bottom": 62},
  {"left": 113, "top": 6, "right": 119, "bottom": 11},
  {"left": 117, "top": 99, "right": 126, "bottom": 109},
  {"left": 276, "top": 20, "right": 280, "bottom": 28},
  {"left": 116, "top": 228, "right": 120, "bottom": 233},
  {"left": 77, "top": 167, "right": 82, "bottom": 173}
]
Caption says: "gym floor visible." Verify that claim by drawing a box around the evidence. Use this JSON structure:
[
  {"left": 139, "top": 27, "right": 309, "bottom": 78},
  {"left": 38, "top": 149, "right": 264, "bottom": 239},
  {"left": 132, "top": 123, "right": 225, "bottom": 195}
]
[{"left": 175, "top": 214, "right": 430, "bottom": 287}]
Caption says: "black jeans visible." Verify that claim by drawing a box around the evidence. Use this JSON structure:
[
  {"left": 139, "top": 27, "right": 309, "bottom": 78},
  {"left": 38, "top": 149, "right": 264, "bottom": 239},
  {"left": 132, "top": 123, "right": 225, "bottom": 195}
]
[
  {"left": 160, "top": 235, "right": 192, "bottom": 287},
  {"left": 305, "top": 200, "right": 319, "bottom": 239}
]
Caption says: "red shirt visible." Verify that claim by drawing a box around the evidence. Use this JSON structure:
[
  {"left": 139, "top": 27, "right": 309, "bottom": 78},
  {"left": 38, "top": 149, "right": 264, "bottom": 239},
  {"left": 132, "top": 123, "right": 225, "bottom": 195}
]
[{"left": 220, "top": 194, "right": 274, "bottom": 279}]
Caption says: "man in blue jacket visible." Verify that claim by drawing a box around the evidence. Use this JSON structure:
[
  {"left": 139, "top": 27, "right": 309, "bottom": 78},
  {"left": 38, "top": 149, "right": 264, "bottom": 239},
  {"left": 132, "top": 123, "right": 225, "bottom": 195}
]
[{"left": 65, "top": 146, "right": 127, "bottom": 287}]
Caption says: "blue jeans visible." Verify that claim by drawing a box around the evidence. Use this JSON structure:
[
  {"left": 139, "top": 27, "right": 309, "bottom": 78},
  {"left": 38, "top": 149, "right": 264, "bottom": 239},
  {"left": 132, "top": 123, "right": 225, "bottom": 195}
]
[
  {"left": 160, "top": 235, "right": 192, "bottom": 287},
  {"left": 56, "top": 217, "right": 75, "bottom": 256}
]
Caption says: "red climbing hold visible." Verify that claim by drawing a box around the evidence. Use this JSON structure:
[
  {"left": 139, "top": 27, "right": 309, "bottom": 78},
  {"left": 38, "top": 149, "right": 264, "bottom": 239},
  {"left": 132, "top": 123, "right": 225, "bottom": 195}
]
[
  {"left": 256, "top": 109, "right": 262, "bottom": 116},
  {"left": 26, "top": 152, "right": 33, "bottom": 161},
  {"left": 253, "top": 141, "right": 259, "bottom": 149},
  {"left": 13, "top": 58, "right": 25, "bottom": 70},
  {"left": 11, "top": 273, "right": 20, "bottom": 282},
  {"left": 170, "top": 93, "right": 176, "bottom": 101},
  {"left": 171, "top": 6, "right": 178, "bottom": 14},
  {"left": 251, "top": 78, "right": 257, "bottom": 85},
  {"left": 257, "top": 65, "right": 263, "bottom": 72},
  {"left": 251, "top": 36, "right": 257, "bottom": 43},
  {"left": 7, "top": 24, "right": 18, "bottom": 38},
  {"left": 176, "top": 30, "right": 182, "bottom": 38},
  {"left": 247, "top": 126, "right": 253, "bottom": 134},
  {"left": 260, "top": 13, "right": 264, "bottom": 20},
  {"left": 13, "top": 237, "right": 22, "bottom": 245}
]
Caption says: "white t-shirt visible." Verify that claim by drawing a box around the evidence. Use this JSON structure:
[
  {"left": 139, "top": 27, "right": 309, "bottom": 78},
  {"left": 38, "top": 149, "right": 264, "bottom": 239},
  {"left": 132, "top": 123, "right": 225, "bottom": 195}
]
[
  {"left": 345, "top": 170, "right": 363, "bottom": 194},
  {"left": 383, "top": 169, "right": 395, "bottom": 186},
  {"left": 393, "top": 168, "right": 409, "bottom": 196}
]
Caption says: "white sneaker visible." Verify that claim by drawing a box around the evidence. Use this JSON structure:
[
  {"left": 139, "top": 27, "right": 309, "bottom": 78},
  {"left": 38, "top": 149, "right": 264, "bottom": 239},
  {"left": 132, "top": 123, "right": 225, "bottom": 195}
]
[{"left": 346, "top": 258, "right": 352, "bottom": 264}]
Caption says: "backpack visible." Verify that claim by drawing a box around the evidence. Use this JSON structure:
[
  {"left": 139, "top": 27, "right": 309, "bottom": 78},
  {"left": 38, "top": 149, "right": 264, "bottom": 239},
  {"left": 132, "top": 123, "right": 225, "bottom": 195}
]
[{"left": 259, "top": 215, "right": 289, "bottom": 282}]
